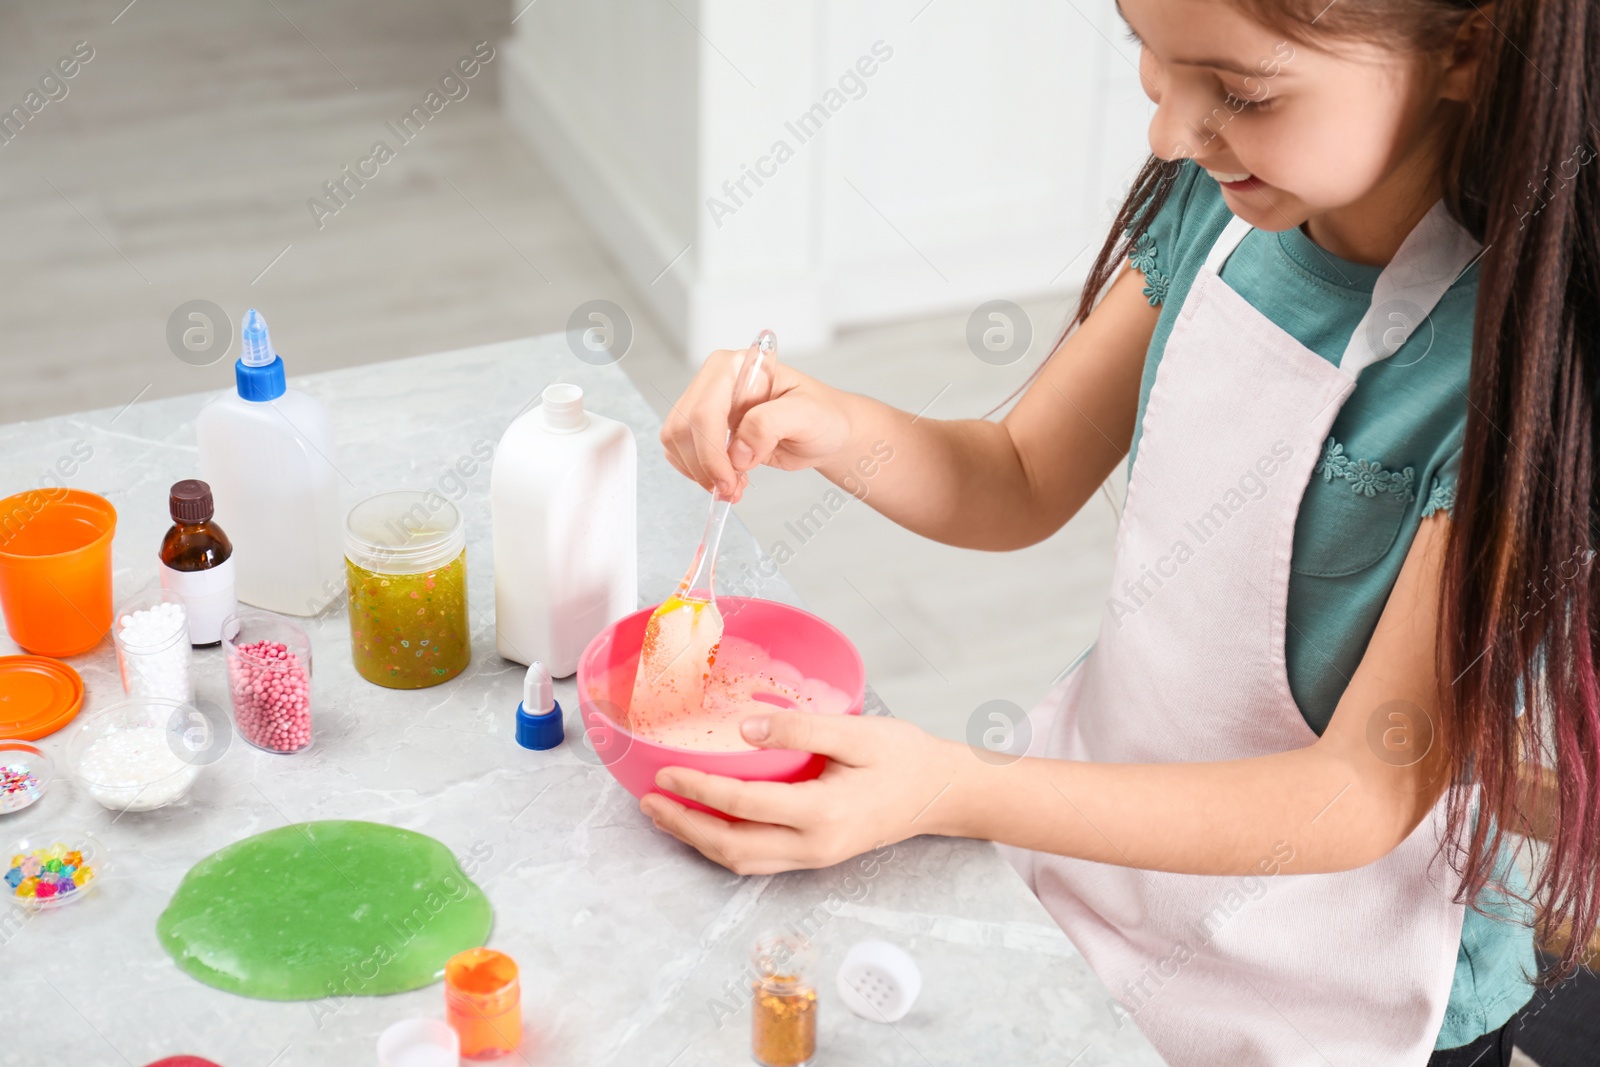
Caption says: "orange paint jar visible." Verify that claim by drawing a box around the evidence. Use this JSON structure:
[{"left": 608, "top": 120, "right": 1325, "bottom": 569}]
[
  {"left": 0, "top": 490, "right": 116, "bottom": 657},
  {"left": 444, "top": 947, "right": 522, "bottom": 1059}
]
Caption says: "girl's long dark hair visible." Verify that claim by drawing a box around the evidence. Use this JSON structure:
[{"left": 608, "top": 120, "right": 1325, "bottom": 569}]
[
  {"left": 1442, "top": 0, "right": 1600, "bottom": 985},
  {"left": 1066, "top": 1, "right": 1600, "bottom": 984}
]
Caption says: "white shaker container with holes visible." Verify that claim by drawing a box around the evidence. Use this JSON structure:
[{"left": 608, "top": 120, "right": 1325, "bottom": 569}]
[{"left": 836, "top": 939, "right": 921, "bottom": 1023}]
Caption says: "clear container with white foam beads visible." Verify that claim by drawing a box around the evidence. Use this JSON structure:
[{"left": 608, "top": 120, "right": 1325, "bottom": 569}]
[{"left": 113, "top": 588, "right": 194, "bottom": 704}]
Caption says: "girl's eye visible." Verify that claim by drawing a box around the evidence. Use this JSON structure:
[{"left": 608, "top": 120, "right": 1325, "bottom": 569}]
[{"left": 1223, "top": 88, "right": 1273, "bottom": 112}]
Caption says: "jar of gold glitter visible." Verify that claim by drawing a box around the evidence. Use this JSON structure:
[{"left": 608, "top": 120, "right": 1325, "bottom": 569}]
[
  {"left": 344, "top": 490, "right": 470, "bottom": 689},
  {"left": 751, "top": 933, "right": 817, "bottom": 1067}
]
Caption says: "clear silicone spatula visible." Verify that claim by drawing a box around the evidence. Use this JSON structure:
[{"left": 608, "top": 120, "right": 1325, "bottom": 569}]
[{"left": 627, "top": 330, "right": 778, "bottom": 735}]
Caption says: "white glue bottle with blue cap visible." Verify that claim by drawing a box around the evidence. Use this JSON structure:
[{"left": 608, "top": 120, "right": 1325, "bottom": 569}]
[
  {"left": 516, "top": 661, "right": 564, "bottom": 749},
  {"left": 195, "top": 308, "right": 344, "bottom": 616}
]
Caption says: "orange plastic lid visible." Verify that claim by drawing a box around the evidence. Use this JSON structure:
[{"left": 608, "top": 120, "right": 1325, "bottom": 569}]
[{"left": 0, "top": 656, "right": 84, "bottom": 739}]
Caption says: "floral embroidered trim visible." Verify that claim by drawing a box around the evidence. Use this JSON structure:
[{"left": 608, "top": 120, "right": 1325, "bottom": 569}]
[
  {"left": 1128, "top": 232, "right": 1169, "bottom": 306},
  {"left": 1315, "top": 436, "right": 1416, "bottom": 502},
  {"left": 1129, "top": 232, "right": 1158, "bottom": 273},
  {"left": 1421, "top": 478, "right": 1456, "bottom": 517}
]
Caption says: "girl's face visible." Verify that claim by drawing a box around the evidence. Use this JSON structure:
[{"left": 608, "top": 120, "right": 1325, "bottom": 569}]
[{"left": 1121, "top": 0, "right": 1462, "bottom": 234}]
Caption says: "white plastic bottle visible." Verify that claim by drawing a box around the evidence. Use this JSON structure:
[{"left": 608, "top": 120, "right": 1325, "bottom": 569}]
[
  {"left": 195, "top": 308, "right": 343, "bottom": 616},
  {"left": 491, "top": 383, "right": 636, "bottom": 676}
]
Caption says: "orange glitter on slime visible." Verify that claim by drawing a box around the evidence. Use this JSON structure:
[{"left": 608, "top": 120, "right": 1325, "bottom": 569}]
[
  {"left": 627, "top": 592, "right": 722, "bottom": 733},
  {"left": 619, "top": 635, "right": 854, "bottom": 750},
  {"left": 445, "top": 947, "right": 522, "bottom": 1059}
]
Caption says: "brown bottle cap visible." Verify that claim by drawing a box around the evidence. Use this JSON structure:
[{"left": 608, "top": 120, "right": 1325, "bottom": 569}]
[{"left": 170, "top": 479, "right": 214, "bottom": 524}]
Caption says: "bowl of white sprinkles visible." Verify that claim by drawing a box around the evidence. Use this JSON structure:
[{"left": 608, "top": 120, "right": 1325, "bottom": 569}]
[{"left": 67, "top": 698, "right": 204, "bottom": 812}]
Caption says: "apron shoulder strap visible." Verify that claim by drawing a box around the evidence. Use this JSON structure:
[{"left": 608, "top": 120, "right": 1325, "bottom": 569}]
[
  {"left": 1195, "top": 204, "right": 1482, "bottom": 382},
  {"left": 1338, "top": 202, "right": 1483, "bottom": 380},
  {"left": 1202, "top": 215, "right": 1254, "bottom": 275}
]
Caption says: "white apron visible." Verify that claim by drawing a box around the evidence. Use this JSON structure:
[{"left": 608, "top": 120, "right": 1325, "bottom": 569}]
[{"left": 1001, "top": 205, "right": 1483, "bottom": 1066}]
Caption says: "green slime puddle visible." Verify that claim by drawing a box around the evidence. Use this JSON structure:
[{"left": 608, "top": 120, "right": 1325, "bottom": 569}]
[{"left": 157, "top": 820, "right": 492, "bottom": 1000}]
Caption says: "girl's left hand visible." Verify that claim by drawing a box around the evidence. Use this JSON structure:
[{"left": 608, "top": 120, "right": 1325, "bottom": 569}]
[{"left": 639, "top": 712, "right": 961, "bottom": 875}]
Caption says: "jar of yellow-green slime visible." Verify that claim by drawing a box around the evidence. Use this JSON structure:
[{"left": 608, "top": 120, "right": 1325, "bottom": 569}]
[{"left": 344, "top": 490, "right": 470, "bottom": 689}]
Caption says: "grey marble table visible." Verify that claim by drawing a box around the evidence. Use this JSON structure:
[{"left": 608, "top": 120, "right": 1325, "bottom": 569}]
[{"left": 0, "top": 337, "right": 1163, "bottom": 1066}]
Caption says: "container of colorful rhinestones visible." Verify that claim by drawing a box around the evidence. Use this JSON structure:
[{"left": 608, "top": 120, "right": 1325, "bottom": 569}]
[
  {"left": 4, "top": 830, "right": 105, "bottom": 910},
  {"left": 0, "top": 739, "right": 52, "bottom": 814}
]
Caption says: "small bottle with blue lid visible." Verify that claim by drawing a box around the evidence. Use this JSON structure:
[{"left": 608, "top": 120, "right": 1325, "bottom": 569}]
[{"left": 515, "top": 662, "right": 564, "bottom": 750}]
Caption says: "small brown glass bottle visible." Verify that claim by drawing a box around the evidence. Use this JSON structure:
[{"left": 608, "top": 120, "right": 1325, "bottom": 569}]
[{"left": 159, "top": 479, "right": 237, "bottom": 647}]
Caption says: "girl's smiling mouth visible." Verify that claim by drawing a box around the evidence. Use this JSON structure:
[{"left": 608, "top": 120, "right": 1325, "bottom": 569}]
[{"left": 1204, "top": 167, "right": 1262, "bottom": 191}]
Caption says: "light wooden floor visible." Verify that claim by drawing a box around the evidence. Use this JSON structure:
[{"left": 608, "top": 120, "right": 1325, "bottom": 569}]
[{"left": 0, "top": 0, "right": 1116, "bottom": 744}]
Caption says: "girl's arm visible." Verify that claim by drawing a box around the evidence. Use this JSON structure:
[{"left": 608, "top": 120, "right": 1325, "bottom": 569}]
[
  {"left": 933, "top": 511, "right": 1454, "bottom": 873},
  {"left": 660, "top": 266, "right": 1159, "bottom": 551},
  {"left": 640, "top": 511, "right": 1455, "bottom": 877}
]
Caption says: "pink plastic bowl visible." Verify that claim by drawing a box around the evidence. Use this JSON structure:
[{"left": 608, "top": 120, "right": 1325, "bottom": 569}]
[{"left": 577, "top": 596, "right": 865, "bottom": 817}]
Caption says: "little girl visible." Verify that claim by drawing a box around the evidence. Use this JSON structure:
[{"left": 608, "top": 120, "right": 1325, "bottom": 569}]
[{"left": 643, "top": 1, "right": 1598, "bottom": 1063}]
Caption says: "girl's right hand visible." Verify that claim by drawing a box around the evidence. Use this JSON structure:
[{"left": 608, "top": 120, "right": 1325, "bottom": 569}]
[{"left": 660, "top": 347, "right": 854, "bottom": 501}]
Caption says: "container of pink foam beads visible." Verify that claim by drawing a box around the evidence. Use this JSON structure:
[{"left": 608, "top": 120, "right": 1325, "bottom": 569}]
[{"left": 222, "top": 609, "right": 313, "bottom": 754}]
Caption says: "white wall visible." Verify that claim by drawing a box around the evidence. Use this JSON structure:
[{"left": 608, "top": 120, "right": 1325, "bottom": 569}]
[{"left": 502, "top": 0, "right": 1150, "bottom": 362}]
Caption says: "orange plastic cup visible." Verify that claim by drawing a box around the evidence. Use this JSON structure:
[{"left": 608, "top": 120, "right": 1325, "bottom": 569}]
[
  {"left": 0, "top": 489, "right": 117, "bottom": 657},
  {"left": 445, "top": 947, "right": 522, "bottom": 1059}
]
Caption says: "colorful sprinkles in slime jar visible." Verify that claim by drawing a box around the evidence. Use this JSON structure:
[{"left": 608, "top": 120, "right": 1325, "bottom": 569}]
[
  {"left": 343, "top": 491, "right": 471, "bottom": 690},
  {"left": 6, "top": 843, "right": 94, "bottom": 904},
  {"left": 345, "top": 551, "right": 469, "bottom": 688}
]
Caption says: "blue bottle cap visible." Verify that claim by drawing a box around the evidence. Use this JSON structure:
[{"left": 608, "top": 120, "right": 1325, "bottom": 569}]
[{"left": 516, "top": 699, "right": 564, "bottom": 750}]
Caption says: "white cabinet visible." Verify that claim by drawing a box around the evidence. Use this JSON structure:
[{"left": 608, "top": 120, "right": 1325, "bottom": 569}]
[{"left": 502, "top": 0, "right": 1150, "bottom": 362}]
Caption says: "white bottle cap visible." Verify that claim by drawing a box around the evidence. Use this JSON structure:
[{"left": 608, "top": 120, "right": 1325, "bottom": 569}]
[
  {"left": 541, "top": 383, "right": 589, "bottom": 433},
  {"left": 376, "top": 1017, "right": 459, "bottom": 1067},
  {"left": 523, "top": 660, "right": 554, "bottom": 714},
  {"left": 836, "top": 939, "right": 921, "bottom": 1023}
]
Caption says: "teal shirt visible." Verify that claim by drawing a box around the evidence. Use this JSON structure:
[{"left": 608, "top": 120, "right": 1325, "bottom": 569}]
[{"left": 1127, "top": 162, "right": 1534, "bottom": 1048}]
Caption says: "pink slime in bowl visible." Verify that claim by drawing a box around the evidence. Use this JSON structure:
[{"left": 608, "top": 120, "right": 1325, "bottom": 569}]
[{"left": 577, "top": 597, "right": 865, "bottom": 818}]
